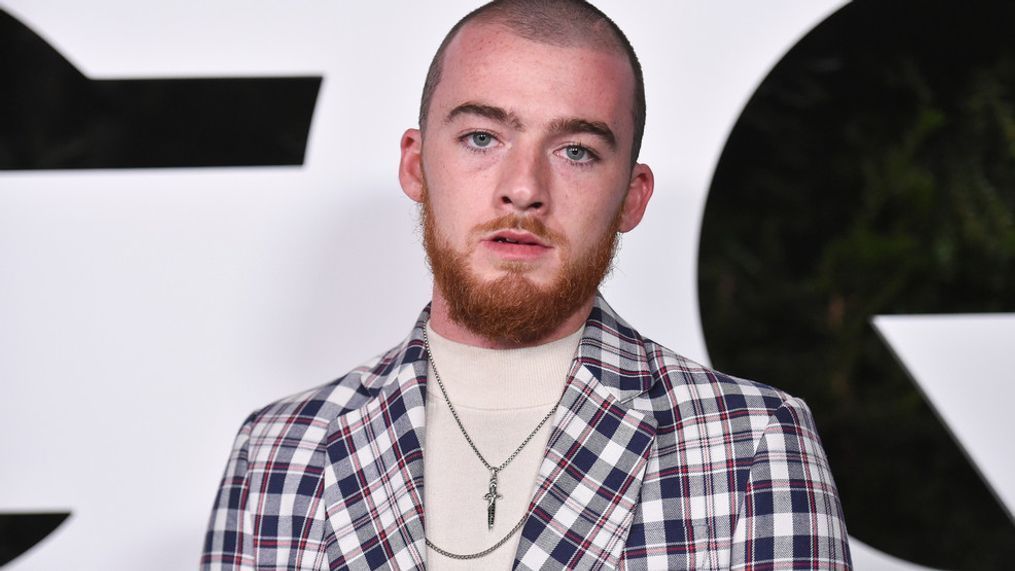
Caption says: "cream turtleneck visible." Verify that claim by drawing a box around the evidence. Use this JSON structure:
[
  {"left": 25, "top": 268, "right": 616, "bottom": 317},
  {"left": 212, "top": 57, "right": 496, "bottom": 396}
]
[{"left": 423, "top": 322, "right": 582, "bottom": 569}]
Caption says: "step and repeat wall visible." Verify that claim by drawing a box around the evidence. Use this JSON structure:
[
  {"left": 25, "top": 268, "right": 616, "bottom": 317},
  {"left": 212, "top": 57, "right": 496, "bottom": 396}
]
[{"left": 1, "top": 1, "right": 1012, "bottom": 569}]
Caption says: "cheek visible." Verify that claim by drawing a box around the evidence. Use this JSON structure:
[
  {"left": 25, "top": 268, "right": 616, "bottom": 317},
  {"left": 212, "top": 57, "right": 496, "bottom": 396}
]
[
  {"left": 427, "top": 177, "right": 494, "bottom": 228},
  {"left": 556, "top": 186, "right": 625, "bottom": 232},
  {"left": 427, "top": 198, "right": 477, "bottom": 247}
]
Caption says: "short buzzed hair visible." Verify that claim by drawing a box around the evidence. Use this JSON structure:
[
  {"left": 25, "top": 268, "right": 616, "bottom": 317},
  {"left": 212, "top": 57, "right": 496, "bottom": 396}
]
[{"left": 418, "top": 0, "right": 646, "bottom": 165}]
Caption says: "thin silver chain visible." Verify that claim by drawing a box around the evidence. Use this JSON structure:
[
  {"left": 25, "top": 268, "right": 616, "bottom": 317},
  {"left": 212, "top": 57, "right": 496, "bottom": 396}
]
[
  {"left": 422, "top": 327, "right": 562, "bottom": 473},
  {"left": 421, "top": 326, "right": 567, "bottom": 560},
  {"left": 424, "top": 512, "right": 529, "bottom": 560}
]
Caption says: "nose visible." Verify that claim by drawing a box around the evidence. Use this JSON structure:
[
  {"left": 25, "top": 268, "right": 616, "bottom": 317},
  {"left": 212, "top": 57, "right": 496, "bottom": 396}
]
[{"left": 496, "top": 146, "right": 548, "bottom": 213}]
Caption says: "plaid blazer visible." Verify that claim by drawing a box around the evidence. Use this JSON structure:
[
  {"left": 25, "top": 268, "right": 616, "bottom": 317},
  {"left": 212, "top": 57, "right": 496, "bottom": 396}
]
[{"left": 203, "top": 296, "right": 851, "bottom": 569}]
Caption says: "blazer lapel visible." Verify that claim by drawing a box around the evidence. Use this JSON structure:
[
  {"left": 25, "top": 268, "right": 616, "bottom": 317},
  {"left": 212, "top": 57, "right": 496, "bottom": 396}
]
[
  {"left": 515, "top": 369, "right": 657, "bottom": 567},
  {"left": 322, "top": 330, "right": 430, "bottom": 570},
  {"left": 513, "top": 301, "right": 659, "bottom": 570}
]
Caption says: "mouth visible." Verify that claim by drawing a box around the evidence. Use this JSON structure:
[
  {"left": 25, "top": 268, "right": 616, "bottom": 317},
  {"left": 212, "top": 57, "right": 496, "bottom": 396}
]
[
  {"left": 482, "top": 230, "right": 552, "bottom": 259},
  {"left": 486, "top": 230, "right": 549, "bottom": 248}
]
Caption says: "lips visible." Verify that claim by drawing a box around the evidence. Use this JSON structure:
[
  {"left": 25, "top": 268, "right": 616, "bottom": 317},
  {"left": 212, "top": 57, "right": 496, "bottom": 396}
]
[
  {"left": 482, "top": 229, "right": 552, "bottom": 259},
  {"left": 487, "top": 230, "right": 548, "bottom": 248}
]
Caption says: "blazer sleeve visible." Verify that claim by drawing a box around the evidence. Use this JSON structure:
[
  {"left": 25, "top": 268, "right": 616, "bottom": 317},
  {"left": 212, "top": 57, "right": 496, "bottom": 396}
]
[
  {"left": 201, "top": 413, "right": 257, "bottom": 570},
  {"left": 730, "top": 397, "right": 852, "bottom": 569}
]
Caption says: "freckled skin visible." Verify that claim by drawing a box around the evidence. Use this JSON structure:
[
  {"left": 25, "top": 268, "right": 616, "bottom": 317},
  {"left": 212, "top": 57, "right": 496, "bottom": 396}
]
[{"left": 399, "top": 22, "right": 654, "bottom": 348}]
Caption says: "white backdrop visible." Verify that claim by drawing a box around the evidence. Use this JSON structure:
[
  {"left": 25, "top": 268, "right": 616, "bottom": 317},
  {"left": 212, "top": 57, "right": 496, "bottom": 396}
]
[{"left": 2, "top": 1, "right": 1010, "bottom": 569}]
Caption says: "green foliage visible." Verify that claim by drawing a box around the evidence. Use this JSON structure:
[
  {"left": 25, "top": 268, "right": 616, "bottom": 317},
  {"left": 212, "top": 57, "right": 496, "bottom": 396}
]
[{"left": 699, "top": 1, "right": 1015, "bottom": 568}]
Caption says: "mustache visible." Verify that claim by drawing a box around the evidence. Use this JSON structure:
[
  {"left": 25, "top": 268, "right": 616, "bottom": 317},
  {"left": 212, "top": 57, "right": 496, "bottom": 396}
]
[{"left": 472, "top": 214, "right": 563, "bottom": 245}]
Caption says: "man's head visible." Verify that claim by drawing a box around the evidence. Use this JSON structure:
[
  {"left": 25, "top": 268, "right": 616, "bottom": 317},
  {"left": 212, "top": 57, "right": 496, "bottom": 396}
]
[
  {"left": 419, "top": 0, "right": 647, "bottom": 166},
  {"left": 399, "top": 0, "right": 654, "bottom": 347}
]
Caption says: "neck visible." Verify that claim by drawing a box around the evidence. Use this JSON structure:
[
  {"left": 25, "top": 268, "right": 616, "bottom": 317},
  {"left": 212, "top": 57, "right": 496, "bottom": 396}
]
[{"left": 428, "top": 285, "right": 593, "bottom": 349}]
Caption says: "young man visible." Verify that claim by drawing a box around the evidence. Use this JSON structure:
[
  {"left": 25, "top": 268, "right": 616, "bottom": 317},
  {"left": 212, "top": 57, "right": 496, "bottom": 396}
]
[{"left": 203, "top": 1, "right": 851, "bottom": 569}]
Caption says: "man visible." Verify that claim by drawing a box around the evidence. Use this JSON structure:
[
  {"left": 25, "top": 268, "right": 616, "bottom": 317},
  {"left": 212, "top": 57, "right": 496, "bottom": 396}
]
[{"left": 203, "top": 1, "right": 851, "bottom": 569}]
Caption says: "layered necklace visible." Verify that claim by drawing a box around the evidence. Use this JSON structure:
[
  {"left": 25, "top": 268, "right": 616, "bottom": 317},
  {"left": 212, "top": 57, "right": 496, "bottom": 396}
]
[{"left": 421, "top": 327, "right": 567, "bottom": 560}]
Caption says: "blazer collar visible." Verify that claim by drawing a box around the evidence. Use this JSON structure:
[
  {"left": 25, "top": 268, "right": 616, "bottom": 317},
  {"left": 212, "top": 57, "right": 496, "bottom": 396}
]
[
  {"left": 515, "top": 296, "right": 659, "bottom": 569},
  {"left": 322, "top": 307, "right": 431, "bottom": 569},
  {"left": 323, "top": 295, "right": 658, "bottom": 569},
  {"left": 577, "top": 295, "right": 657, "bottom": 402}
]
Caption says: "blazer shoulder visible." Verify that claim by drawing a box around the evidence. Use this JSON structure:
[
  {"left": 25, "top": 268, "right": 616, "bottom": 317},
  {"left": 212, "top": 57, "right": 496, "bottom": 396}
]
[
  {"left": 639, "top": 336, "right": 806, "bottom": 430},
  {"left": 242, "top": 340, "right": 412, "bottom": 443}
]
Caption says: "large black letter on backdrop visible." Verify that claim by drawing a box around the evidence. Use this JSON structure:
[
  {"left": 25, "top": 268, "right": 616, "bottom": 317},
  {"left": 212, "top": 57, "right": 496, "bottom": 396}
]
[
  {"left": 0, "top": 9, "right": 320, "bottom": 170},
  {"left": 0, "top": 6, "right": 323, "bottom": 564},
  {"left": 699, "top": 1, "right": 1015, "bottom": 568},
  {"left": 0, "top": 513, "right": 70, "bottom": 566}
]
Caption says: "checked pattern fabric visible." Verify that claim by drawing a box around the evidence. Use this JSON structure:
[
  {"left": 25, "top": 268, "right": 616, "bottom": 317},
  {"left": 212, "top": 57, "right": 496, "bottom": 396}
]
[{"left": 202, "top": 296, "right": 851, "bottom": 569}]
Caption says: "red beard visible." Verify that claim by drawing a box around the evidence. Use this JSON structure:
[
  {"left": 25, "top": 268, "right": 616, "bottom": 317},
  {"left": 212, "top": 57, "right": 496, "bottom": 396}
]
[{"left": 422, "top": 190, "right": 621, "bottom": 346}]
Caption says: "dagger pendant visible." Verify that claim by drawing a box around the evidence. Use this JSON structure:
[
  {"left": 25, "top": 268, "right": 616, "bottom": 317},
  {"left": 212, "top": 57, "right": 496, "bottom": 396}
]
[{"left": 483, "top": 469, "right": 503, "bottom": 530}]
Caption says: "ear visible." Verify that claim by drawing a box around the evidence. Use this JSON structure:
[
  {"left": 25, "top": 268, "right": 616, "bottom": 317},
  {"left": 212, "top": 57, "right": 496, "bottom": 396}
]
[
  {"left": 618, "top": 163, "right": 654, "bottom": 232},
  {"left": 399, "top": 128, "right": 425, "bottom": 203}
]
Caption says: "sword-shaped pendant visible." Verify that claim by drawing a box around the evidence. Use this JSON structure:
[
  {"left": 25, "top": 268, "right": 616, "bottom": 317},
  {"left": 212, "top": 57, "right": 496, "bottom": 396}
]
[{"left": 483, "top": 468, "right": 503, "bottom": 530}]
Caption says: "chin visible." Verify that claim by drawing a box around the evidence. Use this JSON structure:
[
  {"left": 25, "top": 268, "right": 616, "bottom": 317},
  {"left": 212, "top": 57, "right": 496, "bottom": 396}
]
[
  {"left": 485, "top": 256, "right": 559, "bottom": 276},
  {"left": 490, "top": 266, "right": 557, "bottom": 287}
]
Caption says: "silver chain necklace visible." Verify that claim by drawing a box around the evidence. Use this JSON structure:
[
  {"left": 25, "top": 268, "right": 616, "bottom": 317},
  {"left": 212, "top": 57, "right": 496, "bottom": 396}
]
[{"left": 421, "top": 327, "right": 566, "bottom": 559}]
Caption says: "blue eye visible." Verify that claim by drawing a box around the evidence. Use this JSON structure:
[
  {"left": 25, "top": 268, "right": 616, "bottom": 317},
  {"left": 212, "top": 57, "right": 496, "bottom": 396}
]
[
  {"left": 469, "top": 132, "right": 494, "bottom": 148},
  {"left": 564, "top": 145, "right": 590, "bottom": 162}
]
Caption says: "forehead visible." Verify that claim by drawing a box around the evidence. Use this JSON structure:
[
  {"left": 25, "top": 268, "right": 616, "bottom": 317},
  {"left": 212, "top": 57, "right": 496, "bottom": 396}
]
[{"left": 432, "top": 22, "right": 636, "bottom": 135}]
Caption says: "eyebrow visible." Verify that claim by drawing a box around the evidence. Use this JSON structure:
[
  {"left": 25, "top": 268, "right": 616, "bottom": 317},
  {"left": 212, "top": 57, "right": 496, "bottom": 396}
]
[
  {"left": 445, "top": 102, "right": 524, "bottom": 130},
  {"left": 444, "top": 102, "right": 617, "bottom": 151},
  {"left": 547, "top": 118, "right": 617, "bottom": 151}
]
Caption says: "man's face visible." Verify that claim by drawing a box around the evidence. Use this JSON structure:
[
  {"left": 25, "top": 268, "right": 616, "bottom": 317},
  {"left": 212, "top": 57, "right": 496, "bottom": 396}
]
[{"left": 400, "top": 22, "right": 653, "bottom": 344}]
